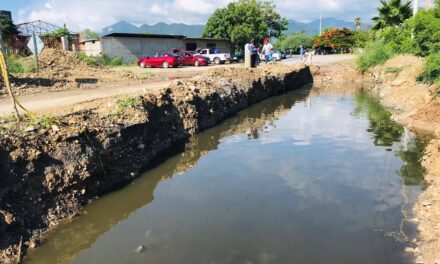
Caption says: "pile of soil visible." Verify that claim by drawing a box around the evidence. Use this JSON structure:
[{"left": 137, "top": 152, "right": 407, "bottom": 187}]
[{"left": 3, "top": 49, "right": 149, "bottom": 97}]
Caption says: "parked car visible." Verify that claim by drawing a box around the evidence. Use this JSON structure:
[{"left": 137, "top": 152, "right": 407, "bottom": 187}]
[
  {"left": 280, "top": 50, "right": 287, "bottom": 59},
  {"left": 232, "top": 51, "right": 245, "bottom": 63},
  {"left": 199, "top": 48, "right": 231, "bottom": 65},
  {"left": 178, "top": 51, "right": 210, "bottom": 66},
  {"left": 137, "top": 52, "right": 182, "bottom": 68}
]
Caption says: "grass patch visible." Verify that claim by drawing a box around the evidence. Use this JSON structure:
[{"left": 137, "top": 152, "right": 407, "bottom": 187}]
[
  {"left": 116, "top": 97, "right": 139, "bottom": 108},
  {"left": 110, "top": 97, "right": 140, "bottom": 116},
  {"left": 384, "top": 66, "right": 403, "bottom": 74},
  {"left": 356, "top": 42, "right": 395, "bottom": 72},
  {"left": 6, "top": 55, "right": 36, "bottom": 74},
  {"left": 76, "top": 53, "right": 126, "bottom": 67},
  {"left": 28, "top": 115, "right": 60, "bottom": 129},
  {"left": 418, "top": 53, "right": 440, "bottom": 85}
]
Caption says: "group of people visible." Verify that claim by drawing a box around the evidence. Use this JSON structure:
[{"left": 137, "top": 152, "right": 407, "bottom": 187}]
[
  {"left": 244, "top": 38, "right": 276, "bottom": 68},
  {"left": 244, "top": 38, "right": 312, "bottom": 68}
]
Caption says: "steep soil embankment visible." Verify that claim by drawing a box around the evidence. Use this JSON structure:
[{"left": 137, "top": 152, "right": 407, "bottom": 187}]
[
  {"left": 314, "top": 56, "right": 440, "bottom": 264},
  {"left": 0, "top": 64, "right": 312, "bottom": 263}
]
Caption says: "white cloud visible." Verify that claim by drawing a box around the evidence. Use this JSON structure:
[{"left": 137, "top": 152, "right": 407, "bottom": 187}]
[{"left": 15, "top": 0, "right": 391, "bottom": 31}]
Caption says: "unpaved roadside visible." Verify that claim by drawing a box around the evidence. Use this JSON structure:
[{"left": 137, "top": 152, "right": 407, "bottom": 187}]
[{"left": 0, "top": 55, "right": 355, "bottom": 119}]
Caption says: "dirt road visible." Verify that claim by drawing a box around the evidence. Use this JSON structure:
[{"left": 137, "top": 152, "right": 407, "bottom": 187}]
[{"left": 0, "top": 55, "right": 354, "bottom": 118}]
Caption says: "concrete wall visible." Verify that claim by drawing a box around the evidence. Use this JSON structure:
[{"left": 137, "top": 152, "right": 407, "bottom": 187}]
[
  {"left": 101, "top": 37, "right": 183, "bottom": 63},
  {"left": 101, "top": 36, "right": 232, "bottom": 63},
  {"left": 84, "top": 41, "right": 102, "bottom": 56}
]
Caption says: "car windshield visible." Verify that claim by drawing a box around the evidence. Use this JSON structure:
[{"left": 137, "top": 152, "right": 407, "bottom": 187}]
[
  {"left": 189, "top": 51, "right": 200, "bottom": 55},
  {"left": 166, "top": 52, "right": 177, "bottom": 57}
]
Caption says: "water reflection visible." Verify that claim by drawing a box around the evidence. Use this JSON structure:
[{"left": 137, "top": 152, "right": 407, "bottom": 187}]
[
  {"left": 352, "top": 91, "right": 426, "bottom": 186},
  {"left": 24, "top": 88, "right": 426, "bottom": 264}
]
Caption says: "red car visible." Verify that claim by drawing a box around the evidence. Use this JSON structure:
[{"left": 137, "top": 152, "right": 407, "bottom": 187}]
[
  {"left": 137, "top": 52, "right": 181, "bottom": 68},
  {"left": 178, "top": 51, "right": 210, "bottom": 67}
]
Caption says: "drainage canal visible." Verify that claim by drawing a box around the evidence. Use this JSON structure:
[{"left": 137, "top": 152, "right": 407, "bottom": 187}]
[{"left": 25, "top": 88, "right": 425, "bottom": 264}]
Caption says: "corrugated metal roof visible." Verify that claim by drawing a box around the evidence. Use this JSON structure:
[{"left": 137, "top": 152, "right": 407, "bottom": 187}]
[
  {"left": 101, "top": 33, "right": 230, "bottom": 42},
  {"left": 102, "top": 33, "right": 186, "bottom": 39}
]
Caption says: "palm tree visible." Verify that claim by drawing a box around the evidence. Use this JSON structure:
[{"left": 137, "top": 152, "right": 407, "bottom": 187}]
[
  {"left": 372, "top": 0, "right": 413, "bottom": 30},
  {"left": 354, "top": 17, "right": 361, "bottom": 30}
]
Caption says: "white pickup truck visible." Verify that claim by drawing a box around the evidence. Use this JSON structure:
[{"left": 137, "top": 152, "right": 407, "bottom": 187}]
[{"left": 199, "top": 49, "right": 231, "bottom": 65}]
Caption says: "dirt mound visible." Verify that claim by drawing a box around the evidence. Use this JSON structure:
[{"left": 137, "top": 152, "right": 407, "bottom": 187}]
[
  {"left": 4, "top": 49, "right": 149, "bottom": 96},
  {"left": 39, "top": 48, "right": 91, "bottom": 72}
]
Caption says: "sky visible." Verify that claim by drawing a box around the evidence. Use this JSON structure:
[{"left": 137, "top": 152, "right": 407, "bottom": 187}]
[{"left": 0, "top": 0, "right": 420, "bottom": 31}]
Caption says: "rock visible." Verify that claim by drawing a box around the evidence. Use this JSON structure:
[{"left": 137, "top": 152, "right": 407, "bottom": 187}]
[
  {"left": 422, "top": 201, "right": 432, "bottom": 207},
  {"left": 25, "top": 126, "right": 35, "bottom": 132},
  {"left": 0, "top": 211, "right": 15, "bottom": 225},
  {"left": 415, "top": 256, "right": 424, "bottom": 264},
  {"left": 51, "top": 125, "right": 60, "bottom": 132},
  {"left": 405, "top": 247, "right": 415, "bottom": 253}
]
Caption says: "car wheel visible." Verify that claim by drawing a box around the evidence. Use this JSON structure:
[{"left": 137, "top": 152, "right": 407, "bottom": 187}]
[
  {"left": 194, "top": 60, "right": 200, "bottom": 67},
  {"left": 140, "top": 62, "right": 146, "bottom": 68},
  {"left": 163, "top": 62, "right": 169, "bottom": 68},
  {"left": 214, "top": 57, "right": 221, "bottom": 65}
]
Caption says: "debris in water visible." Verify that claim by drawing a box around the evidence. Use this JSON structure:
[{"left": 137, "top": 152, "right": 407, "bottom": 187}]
[{"left": 136, "top": 245, "right": 145, "bottom": 254}]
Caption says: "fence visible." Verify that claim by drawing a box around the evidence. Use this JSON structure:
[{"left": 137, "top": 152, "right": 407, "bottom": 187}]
[{"left": 3, "top": 34, "right": 81, "bottom": 55}]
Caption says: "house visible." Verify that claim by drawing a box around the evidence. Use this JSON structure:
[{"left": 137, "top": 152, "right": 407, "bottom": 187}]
[{"left": 97, "top": 33, "right": 231, "bottom": 63}]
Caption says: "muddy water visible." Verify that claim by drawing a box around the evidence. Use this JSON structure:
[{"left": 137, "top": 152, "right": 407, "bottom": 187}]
[{"left": 25, "top": 88, "right": 426, "bottom": 264}]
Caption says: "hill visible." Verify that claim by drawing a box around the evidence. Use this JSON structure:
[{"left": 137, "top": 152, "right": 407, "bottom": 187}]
[
  {"left": 100, "top": 18, "right": 371, "bottom": 37},
  {"left": 101, "top": 21, "right": 205, "bottom": 37}
]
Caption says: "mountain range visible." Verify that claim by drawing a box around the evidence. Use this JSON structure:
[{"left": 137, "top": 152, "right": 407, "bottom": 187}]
[{"left": 100, "top": 18, "right": 370, "bottom": 37}]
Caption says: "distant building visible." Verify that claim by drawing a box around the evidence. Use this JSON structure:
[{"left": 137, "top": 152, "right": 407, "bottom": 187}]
[{"left": 97, "top": 33, "right": 231, "bottom": 63}]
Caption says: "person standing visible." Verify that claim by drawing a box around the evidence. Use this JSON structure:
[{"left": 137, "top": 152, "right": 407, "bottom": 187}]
[
  {"left": 300, "top": 45, "right": 305, "bottom": 61},
  {"left": 244, "top": 39, "right": 253, "bottom": 68},
  {"left": 262, "top": 38, "right": 273, "bottom": 64}
]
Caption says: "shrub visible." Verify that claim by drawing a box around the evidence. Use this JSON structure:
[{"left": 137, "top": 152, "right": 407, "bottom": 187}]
[
  {"left": 413, "top": 9, "right": 440, "bottom": 56},
  {"left": 6, "top": 55, "right": 36, "bottom": 74},
  {"left": 372, "top": 21, "right": 417, "bottom": 54},
  {"left": 97, "top": 54, "right": 124, "bottom": 67},
  {"left": 356, "top": 41, "right": 395, "bottom": 72},
  {"left": 75, "top": 53, "right": 124, "bottom": 67},
  {"left": 75, "top": 52, "right": 98, "bottom": 66},
  {"left": 418, "top": 53, "right": 440, "bottom": 85}
]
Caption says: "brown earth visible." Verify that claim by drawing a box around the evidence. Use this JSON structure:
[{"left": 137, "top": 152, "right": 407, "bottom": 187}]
[
  {"left": 0, "top": 63, "right": 312, "bottom": 263},
  {"left": 3, "top": 49, "right": 153, "bottom": 97},
  {"left": 314, "top": 55, "right": 440, "bottom": 264}
]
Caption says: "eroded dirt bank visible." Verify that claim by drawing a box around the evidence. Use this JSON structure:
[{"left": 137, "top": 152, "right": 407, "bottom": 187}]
[
  {"left": 314, "top": 56, "right": 440, "bottom": 264},
  {"left": 0, "top": 64, "right": 312, "bottom": 263}
]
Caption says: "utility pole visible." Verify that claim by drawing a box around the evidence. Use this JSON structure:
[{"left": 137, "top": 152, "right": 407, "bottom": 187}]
[
  {"left": 319, "top": 13, "right": 322, "bottom": 36},
  {"left": 412, "top": 0, "right": 419, "bottom": 39},
  {"left": 413, "top": 0, "right": 419, "bottom": 16}
]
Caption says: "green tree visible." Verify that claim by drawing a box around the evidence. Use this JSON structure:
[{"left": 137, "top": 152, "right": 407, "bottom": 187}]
[
  {"left": 43, "top": 28, "right": 70, "bottom": 37},
  {"left": 353, "top": 31, "right": 369, "bottom": 48},
  {"left": 0, "top": 13, "right": 18, "bottom": 36},
  {"left": 372, "top": 0, "right": 413, "bottom": 30},
  {"left": 203, "top": 0, "right": 288, "bottom": 50},
  {"left": 413, "top": 9, "right": 440, "bottom": 56},
  {"left": 275, "top": 33, "right": 314, "bottom": 51},
  {"left": 81, "top": 28, "right": 99, "bottom": 40}
]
